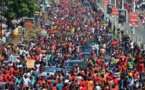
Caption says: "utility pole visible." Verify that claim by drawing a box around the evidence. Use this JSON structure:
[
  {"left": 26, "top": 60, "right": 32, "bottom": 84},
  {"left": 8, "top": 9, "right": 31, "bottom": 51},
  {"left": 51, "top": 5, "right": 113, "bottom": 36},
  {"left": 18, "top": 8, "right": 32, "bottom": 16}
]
[
  {"left": 114, "top": 0, "right": 117, "bottom": 35},
  {"left": 133, "top": 0, "right": 136, "bottom": 35},
  {"left": 115, "top": 0, "right": 116, "bottom": 7},
  {"left": 132, "top": 0, "right": 136, "bottom": 35},
  {"left": 122, "top": 0, "right": 124, "bottom": 10},
  {"left": 120, "top": 0, "right": 125, "bottom": 41},
  {"left": 109, "top": 0, "right": 111, "bottom": 4}
]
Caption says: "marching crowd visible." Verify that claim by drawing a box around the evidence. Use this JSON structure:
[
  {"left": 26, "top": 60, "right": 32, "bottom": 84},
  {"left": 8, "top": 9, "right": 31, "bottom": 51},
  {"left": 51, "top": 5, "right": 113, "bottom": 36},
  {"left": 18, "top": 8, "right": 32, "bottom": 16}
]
[
  {"left": 1, "top": 0, "right": 145, "bottom": 90},
  {"left": 139, "top": 13, "right": 145, "bottom": 25}
]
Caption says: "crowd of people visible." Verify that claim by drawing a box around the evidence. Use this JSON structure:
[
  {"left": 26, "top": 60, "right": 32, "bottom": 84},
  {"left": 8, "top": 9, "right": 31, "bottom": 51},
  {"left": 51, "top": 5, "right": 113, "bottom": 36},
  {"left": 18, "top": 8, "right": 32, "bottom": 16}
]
[
  {"left": 1, "top": 0, "right": 145, "bottom": 90},
  {"left": 139, "top": 13, "right": 145, "bottom": 25}
]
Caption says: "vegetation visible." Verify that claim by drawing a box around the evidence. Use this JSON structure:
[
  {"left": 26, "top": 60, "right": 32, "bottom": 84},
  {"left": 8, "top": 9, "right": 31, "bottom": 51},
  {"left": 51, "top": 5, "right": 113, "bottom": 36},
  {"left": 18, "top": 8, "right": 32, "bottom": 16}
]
[{"left": 3, "top": 0, "right": 37, "bottom": 20}]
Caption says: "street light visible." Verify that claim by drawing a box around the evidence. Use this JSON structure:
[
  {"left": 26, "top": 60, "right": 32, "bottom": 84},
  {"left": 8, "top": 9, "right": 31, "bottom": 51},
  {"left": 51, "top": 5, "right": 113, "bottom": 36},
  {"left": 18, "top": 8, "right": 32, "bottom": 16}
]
[
  {"left": 122, "top": 0, "right": 124, "bottom": 9},
  {"left": 132, "top": 0, "right": 136, "bottom": 35}
]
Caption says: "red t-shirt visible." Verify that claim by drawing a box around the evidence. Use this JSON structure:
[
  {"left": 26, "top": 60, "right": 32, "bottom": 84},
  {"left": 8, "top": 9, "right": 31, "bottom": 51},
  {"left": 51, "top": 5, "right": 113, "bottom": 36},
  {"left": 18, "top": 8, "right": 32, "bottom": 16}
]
[
  {"left": 7, "top": 74, "right": 14, "bottom": 80},
  {"left": 80, "top": 87, "right": 87, "bottom": 90},
  {"left": 35, "top": 55, "right": 40, "bottom": 61},
  {"left": 0, "top": 74, "right": 3, "bottom": 82},
  {"left": 63, "top": 85, "right": 69, "bottom": 90},
  {"left": 36, "top": 47, "right": 41, "bottom": 53},
  {"left": 52, "top": 86, "right": 57, "bottom": 90},
  {"left": 3, "top": 74, "right": 8, "bottom": 82},
  {"left": 13, "top": 69, "right": 19, "bottom": 76}
]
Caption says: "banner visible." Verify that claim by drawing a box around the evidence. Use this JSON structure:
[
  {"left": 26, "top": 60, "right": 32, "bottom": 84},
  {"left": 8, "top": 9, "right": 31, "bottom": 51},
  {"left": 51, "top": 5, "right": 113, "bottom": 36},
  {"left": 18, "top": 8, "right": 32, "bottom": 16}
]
[
  {"left": 103, "top": 0, "right": 109, "bottom": 7},
  {"left": 118, "top": 10, "right": 126, "bottom": 23},
  {"left": 112, "top": 8, "right": 119, "bottom": 17},
  {"left": 129, "top": 12, "right": 138, "bottom": 26},
  {"left": 26, "top": 59, "right": 35, "bottom": 68}
]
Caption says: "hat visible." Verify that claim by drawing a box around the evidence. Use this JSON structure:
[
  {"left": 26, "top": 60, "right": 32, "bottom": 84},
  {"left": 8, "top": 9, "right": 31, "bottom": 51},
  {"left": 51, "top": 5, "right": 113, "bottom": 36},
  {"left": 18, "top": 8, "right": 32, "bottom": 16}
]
[{"left": 7, "top": 45, "right": 10, "bottom": 48}]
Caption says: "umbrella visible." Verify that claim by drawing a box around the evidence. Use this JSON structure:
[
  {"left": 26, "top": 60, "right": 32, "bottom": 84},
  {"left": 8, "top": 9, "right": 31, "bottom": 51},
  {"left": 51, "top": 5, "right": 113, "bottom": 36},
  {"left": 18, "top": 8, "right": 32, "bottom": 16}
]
[{"left": 11, "top": 19, "right": 17, "bottom": 24}]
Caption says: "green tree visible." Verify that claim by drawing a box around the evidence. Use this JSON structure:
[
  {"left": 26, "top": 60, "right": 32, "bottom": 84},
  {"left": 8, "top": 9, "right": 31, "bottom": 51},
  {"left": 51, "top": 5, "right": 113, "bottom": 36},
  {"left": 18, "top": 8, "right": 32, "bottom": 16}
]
[{"left": 3, "top": 0, "right": 37, "bottom": 20}]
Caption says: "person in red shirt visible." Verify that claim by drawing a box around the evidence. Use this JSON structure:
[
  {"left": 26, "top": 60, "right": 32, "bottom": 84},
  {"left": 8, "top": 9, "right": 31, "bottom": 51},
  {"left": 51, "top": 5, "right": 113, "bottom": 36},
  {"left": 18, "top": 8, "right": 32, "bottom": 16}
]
[
  {"left": 80, "top": 79, "right": 86, "bottom": 86},
  {"left": 80, "top": 84, "right": 87, "bottom": 90},
  {"left": 7, "top": 72, "right": 14, "bottom": 81},
  {"left": 52, "top": 83, "right": 57, "bottom": 90},
  {"left": 36, "top": 47, "right": 41, "bottom": 54},
  {"left": 13, "top": 67, "right": 19, "bottom": 76},
  {"left": 3, "top": 72, "right": 8, "bottom": 82},
  {"left": 96, "top": 57, "right": 102, "bottom": 66},
  {"left": 132, "top": 70, "right": 139, "bottom": 79},
  {"left": 0, "top": 74, "right": 3, "bottom": 82},
  {"left": 94, "top": 74, "right": 100, "bottom": 83},
  {"left": 63, "top": 83, "right": 69, "bottom": 90}
]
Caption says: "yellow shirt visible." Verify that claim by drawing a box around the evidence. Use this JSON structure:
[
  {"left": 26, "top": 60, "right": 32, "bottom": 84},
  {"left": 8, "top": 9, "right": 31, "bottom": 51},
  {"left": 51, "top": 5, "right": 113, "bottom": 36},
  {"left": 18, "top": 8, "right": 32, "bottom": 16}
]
[
  {"left": 113, "top": 59, "right": 119, "bottom": 64},
  {"left": 71, "top": 27, "right": 75, "bottom": 34},
  {"left": 88, "top": 80, "right": 94, "bottom": 90}
]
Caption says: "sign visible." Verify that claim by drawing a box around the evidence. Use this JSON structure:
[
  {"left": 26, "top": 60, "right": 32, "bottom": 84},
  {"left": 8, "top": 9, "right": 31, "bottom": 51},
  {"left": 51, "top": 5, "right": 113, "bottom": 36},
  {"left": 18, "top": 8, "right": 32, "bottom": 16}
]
[
  {"left": 129, "top": 12, "right": 138, "bottom": 26},
  {"left": 26, "top": 59, "right": 35, "bottom": 68},
  {"left": 112, "top": 8, "right": 119, "bottom": 17},
  {"left": 107, "top": 4, "right": 113, "bottom": 14},
  {"left": 103, "top": 0, "right": 109, "bottom": 7},
  {"left": 118, "top": 10, "right": 126, "bottom": 23},
  {"left": 24, "top": 18, "right": 34, "bottom": 30}
]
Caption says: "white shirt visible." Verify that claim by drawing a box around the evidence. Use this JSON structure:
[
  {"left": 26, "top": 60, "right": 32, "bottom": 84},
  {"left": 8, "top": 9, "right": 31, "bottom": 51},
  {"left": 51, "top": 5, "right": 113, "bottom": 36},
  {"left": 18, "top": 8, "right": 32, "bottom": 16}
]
[
  {"left": 77, "top": 76, "right": 83, "bottom": 84},
  {"left": 17, "top": 64, "right": 22, "bottom": 68},
  {"left": 9, "top": 54, "right": 13, "bottom": 61},
  {"left": 98, "top": 36, "right": 101, "bottom": 41},
  {"left": 5, "top": 32, "right": 10, "bottom": 37},
  {"left": 36, "top": 64, "right": 40, "bottom": 68},
  {"left": 27, "top": 72, "right": 31, "bottom": 77},
  {"left": 15, "top": 58, "right": 20, "bottom": 63},
  {"left": 23, "top": 77, "right": 31, "bottom": 87},
  {"left": 91, "top": 28, "right": 95, "bottom": 33},
  {"left": 103, "top": 44, "right": 106, "bottom": 49},
  {"left": 95, "top": 85, "right": 101, "bottom": 90},
  {"left": 130, "top": 42, "right": 134, "bottom": 49},
  {"left": 2, "top": 37, "right": 6, "bottom": 43},
  {"left": 19, "top": 49, "right": 22, "bottom": 55},
  {"left": 25, "top": 50, "right": 29, "bottom": 55},
  {"left": 128, "top": 78, "right": 134, "bottom": 86},
  {"left": 8, "top": 63, "right": 13, "bottom": 66}
]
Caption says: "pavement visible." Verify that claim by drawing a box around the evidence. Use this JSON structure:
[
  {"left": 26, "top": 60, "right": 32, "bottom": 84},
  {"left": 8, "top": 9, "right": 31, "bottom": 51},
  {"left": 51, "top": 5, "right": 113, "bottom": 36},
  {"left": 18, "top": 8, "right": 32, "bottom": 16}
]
[{"left": 96, "top": 2, "right": 145, "bottom": 49}]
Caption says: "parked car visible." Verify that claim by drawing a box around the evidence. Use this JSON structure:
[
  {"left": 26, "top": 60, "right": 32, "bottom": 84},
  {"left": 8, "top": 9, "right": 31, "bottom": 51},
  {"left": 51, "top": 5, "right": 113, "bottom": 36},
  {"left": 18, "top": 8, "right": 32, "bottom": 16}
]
[
  {"left": 63, "top": 60, "right": 85, "bottom": 71},
  {"left": 81, "top": 52, "right": 92, "bottom": 59},
  {"left": 80, "top": 46, "right": 92, "bottom": 53},
  {"left": 3, "top": 54, "right": 19, "bottom": 66},
  {"left": 87, "top": 39, "right": 96, "bottom": 47},
  {"left": 39, "top": 66, "right": 56, "bottom": 76}
]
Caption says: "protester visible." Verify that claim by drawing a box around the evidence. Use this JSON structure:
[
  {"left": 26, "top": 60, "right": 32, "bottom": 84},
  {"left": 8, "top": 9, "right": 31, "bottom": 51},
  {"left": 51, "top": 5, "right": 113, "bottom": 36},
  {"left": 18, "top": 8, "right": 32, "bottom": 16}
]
[{"left": 1, "top": 0, "right": 145, "bottom": 90}]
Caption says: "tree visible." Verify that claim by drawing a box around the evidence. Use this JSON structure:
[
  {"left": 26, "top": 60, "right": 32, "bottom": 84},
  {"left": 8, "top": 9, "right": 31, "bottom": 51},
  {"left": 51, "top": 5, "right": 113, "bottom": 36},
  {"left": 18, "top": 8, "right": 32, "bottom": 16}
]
[{"left": 3, "top": 0, "right": 37, "bottom": 21}]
